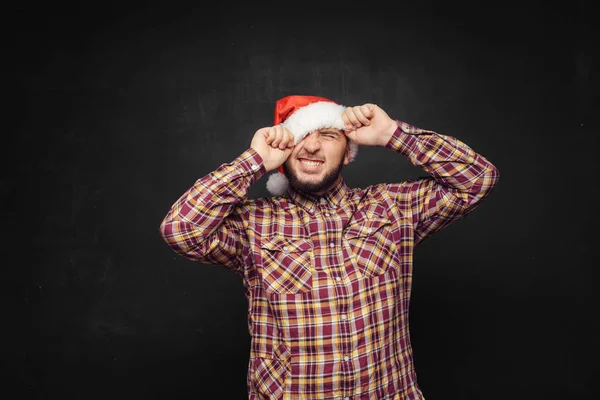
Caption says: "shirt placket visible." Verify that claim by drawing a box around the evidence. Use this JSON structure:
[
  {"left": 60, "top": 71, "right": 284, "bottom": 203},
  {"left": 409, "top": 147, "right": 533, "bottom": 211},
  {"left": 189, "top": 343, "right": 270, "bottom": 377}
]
[{"left": 318, "top": 198, "right": 355, "bottom": 399}]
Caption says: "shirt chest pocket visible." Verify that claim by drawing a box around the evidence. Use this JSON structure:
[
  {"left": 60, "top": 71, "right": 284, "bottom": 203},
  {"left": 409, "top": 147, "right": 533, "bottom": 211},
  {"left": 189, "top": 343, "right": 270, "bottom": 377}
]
[
  {"left": 259, "top": 237, "right": 313, "bottom": 295},
  {"left": 344, "top": 216, "right": 399, "bottom": 278}
]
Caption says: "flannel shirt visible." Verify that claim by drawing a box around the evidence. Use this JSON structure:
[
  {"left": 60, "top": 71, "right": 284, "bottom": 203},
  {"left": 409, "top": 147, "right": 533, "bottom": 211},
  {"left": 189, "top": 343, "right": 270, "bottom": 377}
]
[{"left": 159, "top": 120, "right": 499, "bottom": 399}]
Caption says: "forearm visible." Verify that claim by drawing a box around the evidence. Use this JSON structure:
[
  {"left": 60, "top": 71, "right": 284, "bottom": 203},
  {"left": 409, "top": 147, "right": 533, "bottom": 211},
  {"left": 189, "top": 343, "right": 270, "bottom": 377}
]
[
  {"left": 159, "top": 148, "right": 265, "bottom": 257},
  {"left": 386, "top": 120, "right": 499, "bottom": 208}
]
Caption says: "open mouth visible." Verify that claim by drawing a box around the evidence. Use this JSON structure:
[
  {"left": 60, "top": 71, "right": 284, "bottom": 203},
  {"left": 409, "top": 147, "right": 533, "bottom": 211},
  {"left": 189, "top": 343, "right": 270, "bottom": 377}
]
[{"left": 298, "top": 158, "right": 324, "bottom": 169}]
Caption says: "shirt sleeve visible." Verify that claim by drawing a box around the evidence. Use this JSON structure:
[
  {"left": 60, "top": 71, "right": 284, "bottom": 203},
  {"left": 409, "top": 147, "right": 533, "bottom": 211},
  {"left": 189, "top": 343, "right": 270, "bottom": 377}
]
[
  {"left": 385, "top": 121, "right": 500, "bottom": 245},
  {"left": 159, "top": 148, "right": 266, "bottom": 274}
]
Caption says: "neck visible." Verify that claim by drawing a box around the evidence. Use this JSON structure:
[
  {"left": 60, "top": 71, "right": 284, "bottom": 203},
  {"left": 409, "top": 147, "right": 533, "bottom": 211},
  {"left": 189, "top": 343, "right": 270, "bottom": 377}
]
[{"left": 311, "top": 175, "right": 342, "bottom": 196}]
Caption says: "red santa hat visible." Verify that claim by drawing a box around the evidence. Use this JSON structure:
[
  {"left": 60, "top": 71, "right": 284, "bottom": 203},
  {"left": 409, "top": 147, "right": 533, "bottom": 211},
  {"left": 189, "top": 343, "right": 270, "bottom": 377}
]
[{"left": 265, "top": 95, "right": 359, "bottom": 196}]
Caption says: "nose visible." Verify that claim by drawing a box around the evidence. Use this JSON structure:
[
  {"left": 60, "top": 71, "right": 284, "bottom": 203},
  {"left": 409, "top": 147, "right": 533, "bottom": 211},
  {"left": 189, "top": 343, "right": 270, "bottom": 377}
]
[{"left": 302, "top": 131, "right": 321, "bottom": 153}]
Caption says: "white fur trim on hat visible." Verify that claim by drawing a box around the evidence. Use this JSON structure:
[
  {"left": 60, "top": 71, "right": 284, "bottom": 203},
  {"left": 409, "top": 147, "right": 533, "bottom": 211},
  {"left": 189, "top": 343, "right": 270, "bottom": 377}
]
[{"left": 281, "top": 101, "right": 347, "bottom": 144}]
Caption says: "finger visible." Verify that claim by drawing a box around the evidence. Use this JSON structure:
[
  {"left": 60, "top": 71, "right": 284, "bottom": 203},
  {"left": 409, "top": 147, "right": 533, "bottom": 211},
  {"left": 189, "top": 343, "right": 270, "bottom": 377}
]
[
  {"left": 264, "top": 127, "right": 275, "bottom": 145},
  {"left": 361, "top": 104, "right": 375, "bottom": 120},
  {"left": 342, "top": 109, "right": 360, "bottom": 130},
  {"left": 342, "top": 113, "right": 353, "bottom": 131},
  {"left": 287, "top": 136, "right": 295, "bottom": 148},
  {"left": 345, "top": 107, "right": 362, "bottom": 128},
  {"left": 344, "top": 129, "right": 357, "bottom": 143},
  {"left": 283, "top": 129, "right": 295, "bottom": 149},
  {"left": 352, "top": 106, "right": 371, "bottom": 126},
  {"left": 271, "top": 126, "right": 284, "bottom": 148},
  {"left": 278, "top": 128, "right": 291, "bottom": 149}
]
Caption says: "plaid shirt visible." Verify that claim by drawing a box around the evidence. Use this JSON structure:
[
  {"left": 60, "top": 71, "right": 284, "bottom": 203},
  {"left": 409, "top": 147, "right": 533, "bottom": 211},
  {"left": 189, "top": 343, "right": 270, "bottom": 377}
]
[{"left": 160, "top": 121, "right": 499, "bottom": 399}]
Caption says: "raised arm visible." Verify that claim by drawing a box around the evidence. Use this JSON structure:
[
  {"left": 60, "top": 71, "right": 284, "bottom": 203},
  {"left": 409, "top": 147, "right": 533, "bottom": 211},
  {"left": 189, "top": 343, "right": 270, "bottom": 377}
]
[
  {"left": 159, "top": 149, "right": 265, "bottom": 273},
  {"left": 342, "top": 104, "right": 499, "bottom": 244},
  {"left": 386, "top": 121, "right": 499, "bottom": 244},
  {"left": 159, "top": 125, "right": 297, "bottom": 272}
]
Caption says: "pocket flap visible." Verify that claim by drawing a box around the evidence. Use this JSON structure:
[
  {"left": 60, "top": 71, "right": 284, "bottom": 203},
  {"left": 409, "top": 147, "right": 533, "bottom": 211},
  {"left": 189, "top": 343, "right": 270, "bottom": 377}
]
[
  {"left": 345, "top": 217, "right": 391, "bottom": 239},
  {"left": 260, "top": 237, "right": 312, "bottom": 253}
]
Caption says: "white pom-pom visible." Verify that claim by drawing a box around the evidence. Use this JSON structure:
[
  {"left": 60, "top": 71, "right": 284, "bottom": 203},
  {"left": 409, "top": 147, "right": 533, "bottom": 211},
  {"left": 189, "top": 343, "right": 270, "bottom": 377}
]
[{"left": 266, "top": 172, "right": 289, "bottom": 196}]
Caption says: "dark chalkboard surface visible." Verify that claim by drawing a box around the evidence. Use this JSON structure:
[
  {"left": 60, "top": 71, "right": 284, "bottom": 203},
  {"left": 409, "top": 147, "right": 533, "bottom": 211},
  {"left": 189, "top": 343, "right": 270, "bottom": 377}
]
[{"left": 13, "top": 1, "right": 597, "bottom": 399}]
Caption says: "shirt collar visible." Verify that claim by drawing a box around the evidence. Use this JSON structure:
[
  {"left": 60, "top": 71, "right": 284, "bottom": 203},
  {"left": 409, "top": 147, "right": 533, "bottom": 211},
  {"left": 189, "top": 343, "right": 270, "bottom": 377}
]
[{"left": 286, "top": 177, "right": 350, "bottom": 211}]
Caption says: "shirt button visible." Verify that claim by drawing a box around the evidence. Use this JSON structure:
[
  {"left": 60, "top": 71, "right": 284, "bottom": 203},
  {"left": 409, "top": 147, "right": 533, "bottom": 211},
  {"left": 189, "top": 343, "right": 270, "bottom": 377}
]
[
  {"left": 335, "top": 276, "right": 342, "bottom": 282},
  {"left": 320, "top": 198, "right": 327, "bottom": 204},
  {"left": 252, "top": 164, "right": 259, "bottom": 170},
  {"left": 329, "top": 242, "right": 335, "bottom": 248},
  {"left": 343, "top": 356, "right": 350, "bottom": 362},
  {"left": 324, "top": 213, "right": 330, "bottom": 217},
  {"left": 367, "top": 228, "right": 373, "bottom": 233},
  {"left": 282, "top": 246, "right": 288, "bottom": 252},
  {"left": 341, "top": 314, "right": 347, "bottom": 320}
]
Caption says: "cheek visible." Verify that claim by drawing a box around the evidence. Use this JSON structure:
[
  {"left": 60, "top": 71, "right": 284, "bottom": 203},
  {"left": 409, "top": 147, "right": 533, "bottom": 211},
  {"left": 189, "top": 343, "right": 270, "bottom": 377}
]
[
  {"left": 290, "top": 144, "right": 304, "bottom": 158},
  {"left": 328, "top": 145, "right": 347, "bottom": 162}
]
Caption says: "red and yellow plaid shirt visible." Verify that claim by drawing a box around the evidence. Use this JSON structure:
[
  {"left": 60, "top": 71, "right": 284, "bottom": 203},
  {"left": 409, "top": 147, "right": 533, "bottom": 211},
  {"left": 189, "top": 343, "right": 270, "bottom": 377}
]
[{"left": 160, "top": 121, "right": 499, "bottom": 399}]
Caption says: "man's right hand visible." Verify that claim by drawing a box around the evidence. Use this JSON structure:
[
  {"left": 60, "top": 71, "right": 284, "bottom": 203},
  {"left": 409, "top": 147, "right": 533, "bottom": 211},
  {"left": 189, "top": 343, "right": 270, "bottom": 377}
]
[{"left": 250, "top": 125, "right": 295, "bottom": 172}]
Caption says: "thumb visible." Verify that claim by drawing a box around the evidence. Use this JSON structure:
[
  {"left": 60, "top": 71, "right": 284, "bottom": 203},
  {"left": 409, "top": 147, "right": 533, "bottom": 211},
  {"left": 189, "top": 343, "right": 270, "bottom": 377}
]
[{"left": 344, "top": 128, "right": 358, "bottom": 143}]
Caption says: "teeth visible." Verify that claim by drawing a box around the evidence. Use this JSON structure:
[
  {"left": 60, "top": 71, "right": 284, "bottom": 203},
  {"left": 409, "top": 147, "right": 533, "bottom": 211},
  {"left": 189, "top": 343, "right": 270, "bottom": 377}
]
[{"left": 300, "top": 160, "right": 323, "bottom": 167}]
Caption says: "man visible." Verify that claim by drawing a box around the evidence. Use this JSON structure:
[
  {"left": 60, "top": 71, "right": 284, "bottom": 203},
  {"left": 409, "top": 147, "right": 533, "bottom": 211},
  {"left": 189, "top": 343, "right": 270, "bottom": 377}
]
[{"left": 159, "top": 95, "right": 499, "bottom": 399}]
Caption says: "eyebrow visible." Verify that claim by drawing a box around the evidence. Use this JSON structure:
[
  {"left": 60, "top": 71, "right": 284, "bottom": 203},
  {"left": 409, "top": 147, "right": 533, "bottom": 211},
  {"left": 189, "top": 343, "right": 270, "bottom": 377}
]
[{"left": 319, "top": 129, "right": 342, "bottom": 136}]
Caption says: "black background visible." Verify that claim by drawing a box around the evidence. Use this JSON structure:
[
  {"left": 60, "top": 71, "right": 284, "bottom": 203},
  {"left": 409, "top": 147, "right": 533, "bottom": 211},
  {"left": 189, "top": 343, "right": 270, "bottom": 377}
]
[{"left": 12, "top": 1, "right": 597, "bottom": 399}]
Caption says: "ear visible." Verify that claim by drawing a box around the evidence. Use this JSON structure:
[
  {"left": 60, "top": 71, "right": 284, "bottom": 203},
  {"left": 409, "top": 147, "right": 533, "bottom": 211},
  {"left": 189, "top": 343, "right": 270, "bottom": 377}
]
[{"left": 343, "top": 140, "right": 351, "bottom": 165}]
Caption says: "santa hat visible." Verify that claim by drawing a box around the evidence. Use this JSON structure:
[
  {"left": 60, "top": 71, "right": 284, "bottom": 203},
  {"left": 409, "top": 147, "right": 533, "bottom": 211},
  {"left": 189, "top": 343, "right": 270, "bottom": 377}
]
[{"left": 265, "top": 95, "right": 359, "bottom": 196}]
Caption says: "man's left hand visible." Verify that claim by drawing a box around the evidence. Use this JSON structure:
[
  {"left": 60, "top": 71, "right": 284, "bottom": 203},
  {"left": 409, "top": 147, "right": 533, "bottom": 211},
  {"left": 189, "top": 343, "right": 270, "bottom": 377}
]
[{"left": 342, "top": 104, "right": 398, "bottom": 147}]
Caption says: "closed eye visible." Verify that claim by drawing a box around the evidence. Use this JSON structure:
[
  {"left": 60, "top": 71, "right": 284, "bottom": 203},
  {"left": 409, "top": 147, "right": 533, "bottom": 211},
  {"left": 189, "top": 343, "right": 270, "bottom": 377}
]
[{"left": 319, "top": 130, "right": 342, "bottom": 140}]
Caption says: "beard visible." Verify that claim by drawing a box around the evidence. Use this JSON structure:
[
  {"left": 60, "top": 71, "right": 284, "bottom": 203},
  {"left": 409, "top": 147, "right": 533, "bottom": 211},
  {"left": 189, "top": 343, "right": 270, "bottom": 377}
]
[{"left": 283, "top": 155, "right": 346, "bottom": 194}]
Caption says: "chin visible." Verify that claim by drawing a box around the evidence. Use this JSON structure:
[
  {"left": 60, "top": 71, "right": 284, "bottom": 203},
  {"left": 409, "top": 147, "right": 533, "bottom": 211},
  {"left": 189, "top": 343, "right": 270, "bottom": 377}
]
[
  {"left": 284, "top": 159, "right": 345, "bottom": 194},
  {"left": 297, "top": 176, "right": 324, "bottom": 187}
]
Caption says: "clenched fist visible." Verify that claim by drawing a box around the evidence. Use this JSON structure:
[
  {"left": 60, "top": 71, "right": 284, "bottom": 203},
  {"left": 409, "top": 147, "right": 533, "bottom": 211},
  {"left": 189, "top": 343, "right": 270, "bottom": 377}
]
[
  {"left": 251, "top": 125, "right": 295, "bottom": 172},
  {"left": 342, "top": 104, "right": 398, "bottom": 147}
]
